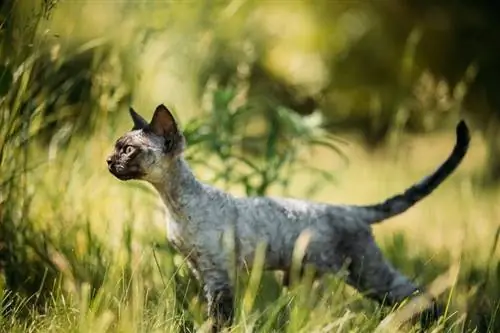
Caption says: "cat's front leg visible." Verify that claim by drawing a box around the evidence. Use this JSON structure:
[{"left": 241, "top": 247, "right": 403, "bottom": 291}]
[{"left": 200, "top": 263, "right": 234, "bottom": 332}]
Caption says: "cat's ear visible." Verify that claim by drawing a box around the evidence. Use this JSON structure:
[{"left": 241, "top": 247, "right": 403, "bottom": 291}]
[
  {"left": 129, "top": 107, "right": 149, "bottom": 130},
  {"left": 148, "top": 104, "right": 179, "bottom": 137}
]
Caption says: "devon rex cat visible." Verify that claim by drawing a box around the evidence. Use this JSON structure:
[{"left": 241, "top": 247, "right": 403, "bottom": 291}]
[{"left": 106, "top": 104, "right": 470, "bottom": 331}]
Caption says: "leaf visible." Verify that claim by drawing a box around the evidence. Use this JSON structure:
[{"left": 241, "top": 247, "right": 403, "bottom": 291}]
[{"left": 308, "top": 138, "right": 350, "bottom": 166}]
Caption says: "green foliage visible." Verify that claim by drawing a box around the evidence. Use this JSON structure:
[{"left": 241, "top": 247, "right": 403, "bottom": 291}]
[
  {"left": 0, "top": 0, "right": 134, "bottom": 314},
  {"left": 184, "top": 78, "right": 346, "bottom": 197},
  {"left": 0, "top": 1, "right": 499, "bottom": 332}
]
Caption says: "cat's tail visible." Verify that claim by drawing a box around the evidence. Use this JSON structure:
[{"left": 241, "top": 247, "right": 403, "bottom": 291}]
[{"left": 360, "top": 120, "right": 470, "bottom": 225}]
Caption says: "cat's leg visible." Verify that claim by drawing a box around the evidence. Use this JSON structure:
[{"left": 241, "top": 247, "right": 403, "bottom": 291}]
[
  {"left": 199, "top": 261, "right": 234, "bottom": 332},
  {"left": 344, "top": 237, "right": 443, "bottom": 329}
]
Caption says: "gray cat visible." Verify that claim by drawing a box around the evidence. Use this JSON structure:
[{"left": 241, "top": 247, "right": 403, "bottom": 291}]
[{"left": 106, "top": 104, "right": 470, "bottom": 331}]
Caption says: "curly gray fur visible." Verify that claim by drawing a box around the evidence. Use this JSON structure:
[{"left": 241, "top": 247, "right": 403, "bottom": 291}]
[{"left": 106, "top": 104, "right": 470, "bottom": 331}]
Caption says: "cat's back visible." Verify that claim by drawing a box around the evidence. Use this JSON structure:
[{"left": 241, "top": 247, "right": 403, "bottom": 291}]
[{"left": 234, "top": 195, "right": 330, "bottom": 225}]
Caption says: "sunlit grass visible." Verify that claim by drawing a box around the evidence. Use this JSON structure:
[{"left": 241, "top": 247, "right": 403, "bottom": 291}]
[
  {"left": 1, "top": 1, "right": 499, "bottom": 332},
  {"left": 3, "top": 114, "right": 497, "bottom": 332}
]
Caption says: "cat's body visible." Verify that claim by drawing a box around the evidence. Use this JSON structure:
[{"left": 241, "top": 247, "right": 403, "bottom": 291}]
[
  {"left": 107, "top": 104, "right": 470, "bottom": 331},
  {"left": 158, "top": 165, "right": 386, "bottom": 276}
]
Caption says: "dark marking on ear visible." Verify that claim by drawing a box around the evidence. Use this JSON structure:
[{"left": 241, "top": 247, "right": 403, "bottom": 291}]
[
  {"left": 164, "top": 137, "right": 178, "bottom": 153},
  {"left": 149, "top": 104, "right": 179, "bottom": 138},
  {"left": 129, "top": 107, "right": 149, "bottom": 130}
]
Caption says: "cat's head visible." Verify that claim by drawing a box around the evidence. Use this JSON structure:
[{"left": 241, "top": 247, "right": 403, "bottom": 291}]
[{"left": 106, "top": 104, "right": 185, "bottom": 183}]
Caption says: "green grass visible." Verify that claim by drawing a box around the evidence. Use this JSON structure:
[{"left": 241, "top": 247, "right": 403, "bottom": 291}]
[
  {"left": 2, "top": 113, "right": 499, "bottom": 332},
  {"left": 1, "top": 1, "right": 500, "bottom": 332}
]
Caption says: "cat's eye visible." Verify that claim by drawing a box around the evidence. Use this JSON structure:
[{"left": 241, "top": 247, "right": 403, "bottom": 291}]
[{"left": 124, "top": 145, "right": 135, "bottom": 155}]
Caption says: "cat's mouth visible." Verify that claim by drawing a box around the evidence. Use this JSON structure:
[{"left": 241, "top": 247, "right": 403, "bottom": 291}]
[
  {"left": 113, "top": 172, "right": 135, "bottom": 180},
  {"left": 108, "top": 164, "right": 142, "bottom": 181}
]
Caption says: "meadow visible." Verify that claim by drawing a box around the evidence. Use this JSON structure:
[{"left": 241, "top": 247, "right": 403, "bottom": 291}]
[{"left": 1, "top": 1, "right": 500, "bottom": 332}]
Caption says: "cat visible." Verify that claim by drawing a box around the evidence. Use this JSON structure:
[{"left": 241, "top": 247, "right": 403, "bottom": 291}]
[{"left": 106, "top": 104, "right": 470, "bottom": 331}]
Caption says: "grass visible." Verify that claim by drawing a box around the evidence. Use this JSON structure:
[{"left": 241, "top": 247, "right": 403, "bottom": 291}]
[
  {"left": 1, "top": 111, "right": 499, "bottom": 332},
  {"left": 1, "top": 1, "right": 499, "bottom": 332}
]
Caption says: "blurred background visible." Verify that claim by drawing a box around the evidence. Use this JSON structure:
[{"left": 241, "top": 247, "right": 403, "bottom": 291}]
[{"left": 1, "top": 1, "right": 499, "bottom": 332}]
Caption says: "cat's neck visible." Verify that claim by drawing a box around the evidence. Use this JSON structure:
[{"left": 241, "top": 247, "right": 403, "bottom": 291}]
[{"left": 151, "top": 156, "right": 203, "bottom": 219}]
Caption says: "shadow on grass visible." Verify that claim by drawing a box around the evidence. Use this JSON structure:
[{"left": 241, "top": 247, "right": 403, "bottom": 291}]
[{"left": 382, "top": 231, "right": 500, "bottom": 333}]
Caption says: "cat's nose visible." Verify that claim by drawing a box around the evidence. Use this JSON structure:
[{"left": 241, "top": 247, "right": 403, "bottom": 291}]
[{"left": 106, "top": 156, "right": 113, "bottom": 166}]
